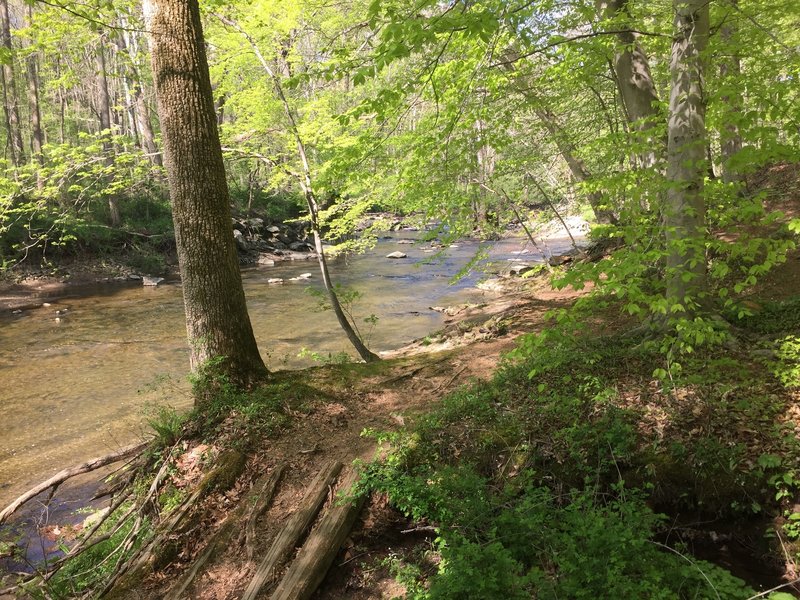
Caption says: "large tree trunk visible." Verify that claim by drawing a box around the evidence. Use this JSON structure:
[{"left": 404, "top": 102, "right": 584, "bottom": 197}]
[
  {"left": 598, "top": 0, "right": 661, "bottom": 168},
  {"left": 143, "top": 0, "right": 268, "bottom": 391},
  {"left": 665, "top": 0, "right": 709, "bottom": 312},
  {"left": 0, "top": 0, "right": 24, "bottom": 166}
]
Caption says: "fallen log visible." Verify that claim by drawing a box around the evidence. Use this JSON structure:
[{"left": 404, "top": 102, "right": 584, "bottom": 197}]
[
  {"left": 269, "top": 467, "right": 366, "bottom": 600},
  {"left": 167, "top": 464, "right": 286, "bottom": 599},
  {"left": 0, "top": 441, "right": 148, "bottom": 525},
  {"left": 240, "top": 460, "right": 343, "bottom": 600},
  {"left": 245, "top": 464, "right": 286, "bottom": 562}
]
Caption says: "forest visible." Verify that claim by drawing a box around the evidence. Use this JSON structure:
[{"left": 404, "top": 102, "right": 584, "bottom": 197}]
[{"left": 1, "top": 0, "right": 800, "bottom": 598}]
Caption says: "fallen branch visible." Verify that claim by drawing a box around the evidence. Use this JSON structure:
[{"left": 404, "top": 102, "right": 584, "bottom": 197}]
[
  {"left": 0, "top": 441, "right": 148, "bottom": 525},
  {"left": 241, "top": 461, "right": 343, "bottom": 600},
  {"left": 270, "top": 467, "right": 366, "bottom": 600}
]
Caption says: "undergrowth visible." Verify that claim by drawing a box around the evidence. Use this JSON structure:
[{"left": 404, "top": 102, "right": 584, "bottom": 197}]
[{"left": 356, "top": 296, "right": 800, "bottom": 598}]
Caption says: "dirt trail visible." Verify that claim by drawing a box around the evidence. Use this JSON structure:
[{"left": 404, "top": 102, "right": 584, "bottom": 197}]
[{"left": 121, "top": 276, "right": 574, "bottom": 600}]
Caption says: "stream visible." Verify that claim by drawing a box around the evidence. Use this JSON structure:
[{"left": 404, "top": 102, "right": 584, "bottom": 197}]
[{"left": 0, "top": 233, "right": 578, "bottom": 509}]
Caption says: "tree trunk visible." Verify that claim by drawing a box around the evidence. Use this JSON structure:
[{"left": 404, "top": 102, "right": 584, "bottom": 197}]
[
  {"left": 25, "top": 5, "right": 43, "bottom": 162},
  {"left": 665, "top": 0, "right": 709, "bottom": 312},
  {"left": 535, "top": 107, "right": 617, "bottom": 225},
  {"left": 96, "top": 34, "right": 122, "bottom": 226},
  {"left": 719, "top": 0, "right": 743, "bottom": 185},
  {"left": 118, "top": 23, "right": 162, "bottom": 166},
  {"left": 143, "top": 0, "right": 268, "bottom": 391},
  {"left": 598, "top": 0, "right": 661, "bottom": 168},
  {"left": 0, "top": 0, "right": 24, "bottom": 166},
  {"left": 216, "top": 14, "right": 379, "bottom": 363}
]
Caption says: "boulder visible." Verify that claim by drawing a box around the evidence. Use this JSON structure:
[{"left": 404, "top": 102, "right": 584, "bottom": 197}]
[
  {"left": 508, "top": 263, "right": 534, "bottom": 276},
  {"left": 143, "top": 276, "right": 165, "bottom": 286},
  {"left": 289, "top": 241, "right": 312, "bottom": 252},
  {"left": 257, "top": 256, "right": 275, "bottom": 267},
  {"left": 386, "top": 251, "right": 408, "bottom": 259},
  {"left": 233, "top": 229, "right": 249, "bottom": 251},
  {"left": 266, "top": 225, "right": 281, "bottom": 234},
  {"left": 267, "top": 278, "right": 284, "bottom": 284},
  {"left": 548, "top": 255, "right": 572, "bottom": 267}
]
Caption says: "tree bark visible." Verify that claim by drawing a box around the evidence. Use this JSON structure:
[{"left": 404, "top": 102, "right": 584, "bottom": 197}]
[
  {"left": 143, "top": 0, "right": 268, "bottom": 390},
  {"left": 0, "top": 0, "right": 24, "bottom": 166},
  {"left": 241, "top": 461, "right": 343, "bottom": 600},
  {"left": 665, "top": 0, "right": 709, "bottom": 312},
  {"left": 25, "top": 5, "right": 43, "bottom": 162},
  {"left": 598, "top": 0, "right": 661, "bottom": 168},
  {"left": 269, "top": 467, "right": 366, "bottom": 600}
]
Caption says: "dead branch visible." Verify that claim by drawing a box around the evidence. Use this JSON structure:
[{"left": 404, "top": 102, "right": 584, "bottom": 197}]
[
  {"left": 0, "top": 441, "right": 148, "bottom": 525},
  {"left": 245, "top": 465, "right": 286, "bottom": 562}
]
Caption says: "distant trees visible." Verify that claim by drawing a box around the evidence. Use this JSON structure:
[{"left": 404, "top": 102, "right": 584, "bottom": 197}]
[{"left": 0, "top": 0, "right": 797, "bottom": 357}]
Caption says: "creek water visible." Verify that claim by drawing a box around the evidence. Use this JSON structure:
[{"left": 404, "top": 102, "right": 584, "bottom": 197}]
[{"left": 0, "top": 233, "right": 578, "bottom": 509}]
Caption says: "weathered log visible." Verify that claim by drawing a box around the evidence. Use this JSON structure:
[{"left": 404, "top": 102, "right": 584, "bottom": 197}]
[
  {"left": 0, "top": 441, "right": 148, "bottom": 524},
  {"left": 240, "top": 460, "right": 343, "bottom": 600},
  {"left": 165, "top": 465, "right": 286, "bottom": 599},
  {"left": 245, "top": 464, "right": 286, "bottom": 561},
  {"left": 269, "top": 467, "right": 366, "bottom": 600}
]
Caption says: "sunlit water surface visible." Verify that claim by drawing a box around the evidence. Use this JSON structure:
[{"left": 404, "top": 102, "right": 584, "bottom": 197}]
[{"left": 0, "top": 234, "right": 580, "bottom": 506}]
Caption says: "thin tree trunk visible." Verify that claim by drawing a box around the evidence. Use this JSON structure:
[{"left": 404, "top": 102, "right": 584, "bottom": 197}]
[
  {"left": 143, "top": 0, "right": 268, "bottom": 390},
  {"left": 535, "top": 107, "right": 618, "bottom": 225},
  {"left": 665, "top": 0, "right": 709, "bottom": 312},
  {"left": 118, "top": 22, "right": 162, "bottom": 166},
  {"left": 719, "top": 0, "right": 743, "bottom": 185},
  {"left": 0, "top": 0, "right": 24, "bottom": 165},
  {"left": 96, "top": 33, "right": 121, "bottom": 226},
  {"left": 217, "top": 14, "right": 379, "bottom": 363},
  {"left": 25, "top": 5, "right": 43, "bottom": 162}
]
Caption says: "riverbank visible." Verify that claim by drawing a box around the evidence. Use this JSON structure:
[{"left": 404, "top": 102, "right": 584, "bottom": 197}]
[{"left": 4, "top": 239, "right": 800, "bottom": 597}]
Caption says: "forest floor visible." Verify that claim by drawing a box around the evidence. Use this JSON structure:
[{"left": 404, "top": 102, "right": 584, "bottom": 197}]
[{"left": 2, "top": 164, "right": 800, "bottom": 599}]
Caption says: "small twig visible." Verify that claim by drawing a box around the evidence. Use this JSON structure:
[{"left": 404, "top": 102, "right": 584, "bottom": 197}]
[
  {"left": 433, "top": 366, "right": 468, "bottom": 393},
  {"left": 745, "top": 577, "right": 800, "bottom": 599},
  {"left": 401, "top": 525, "right": 438, "bottom": 534}
]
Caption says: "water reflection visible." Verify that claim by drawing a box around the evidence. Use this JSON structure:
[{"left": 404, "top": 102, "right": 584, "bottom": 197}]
[{"left": 0, "top": 234, "right": 575, "bottom": 506}]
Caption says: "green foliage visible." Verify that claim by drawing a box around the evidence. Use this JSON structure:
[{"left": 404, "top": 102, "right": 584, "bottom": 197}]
[
  {"left": 355, "top": 309, "right": 800, "bottom": 595},
  {"left": 26, "top": 503, "right": 151, "bottom": 599},
  {"left": 0, "top": 132, "right": 170, "bottom": 270},
  {"left": 189, "top": 366, "right": 316, "bottom": 442},
  {"left": 772, "top": 336, "right": 800, "bottom": 388},
  {"left": 145, "top": 404, "right": 185, "bottom": 448},
  {"left": 735, "top": 296, "right": 800, "bottom": 335}
]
